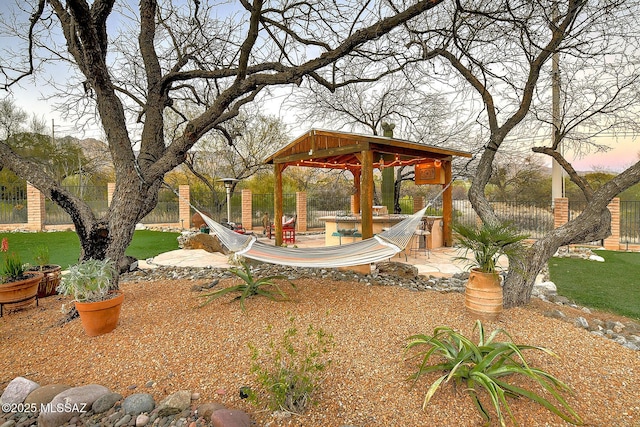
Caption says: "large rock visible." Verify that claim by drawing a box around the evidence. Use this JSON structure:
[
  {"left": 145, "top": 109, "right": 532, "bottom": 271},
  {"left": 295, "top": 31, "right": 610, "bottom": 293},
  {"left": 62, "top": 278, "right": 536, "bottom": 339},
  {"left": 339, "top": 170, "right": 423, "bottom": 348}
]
[
  {"left": 38, "top": 384, "right": 110, "bottom": 427},
  {"left": 121, "top": 393, "right": 155, "bottom": 416},
  {"left": 156, "top": 390, "right": 191, "bottom": 417},
  {"left": 180, "top": 232, "right": 228, "bottom": 254},
  {"left": 533, "top": 281, "right": 557, "bottom": 297},
  {"left": 24, "top": 384, "right": 71, "bottom": 407},
  {"left": 92, "top": 392, "right": 123, "bottom": 414},
  {"left": 0, "top": 377, "right": 40, "bottom": 406},
  {"left": 376, "top": 262, "right": 418, "bottom": 279},
  {"left": 197, "top": 402, "right": 227, "bottom": 419},
  {"left": 191, "top": 211, "right": 212, "bottom": 229},
  {"left": 211, "top": 409, "right": 251, "bottom": 427}
]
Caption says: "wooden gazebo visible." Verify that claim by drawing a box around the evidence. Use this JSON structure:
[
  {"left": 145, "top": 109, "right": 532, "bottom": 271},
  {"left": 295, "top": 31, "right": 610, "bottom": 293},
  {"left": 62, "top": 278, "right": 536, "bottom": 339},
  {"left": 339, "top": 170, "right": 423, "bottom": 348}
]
[{"left": 264, "top": 129, "right": 471, "bottom": 246}]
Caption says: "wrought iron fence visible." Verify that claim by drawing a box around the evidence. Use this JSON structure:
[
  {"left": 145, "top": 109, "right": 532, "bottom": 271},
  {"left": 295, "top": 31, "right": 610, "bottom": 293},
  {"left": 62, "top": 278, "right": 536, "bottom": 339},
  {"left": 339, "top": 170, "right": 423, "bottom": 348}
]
[
  {"left": 249, "top": 193, "right": 297, "bottom": 228},
  {"left": 492, "top": 201, "right": 554, "bottom": 238},
  {"left": 307, "top": 195, "right": 351, "bottom": 229},
  {"left": 141, "top": 188, "right": 179, "bottom": 224},
  {"left": 452, "top": 199, "right": 554, "bottom": 239},
  {"left": 0, "top": 184, "right": 27, "bottom": 223},
  {"left": 193, "top": 191, "right": 243, "bottom": 224},
  {"left": 621, "top": 201, "right": 640, "bottom": 245},
  {"left": 45, "top": 186, "right": 108, "bottom": 225}
]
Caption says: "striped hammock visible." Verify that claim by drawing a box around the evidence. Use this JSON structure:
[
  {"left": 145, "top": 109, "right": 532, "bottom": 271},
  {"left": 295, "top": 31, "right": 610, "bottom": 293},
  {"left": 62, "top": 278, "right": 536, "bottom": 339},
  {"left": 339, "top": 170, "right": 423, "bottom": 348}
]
[{"left": 200, "top": 207, "right": 428, "bottom": 268}]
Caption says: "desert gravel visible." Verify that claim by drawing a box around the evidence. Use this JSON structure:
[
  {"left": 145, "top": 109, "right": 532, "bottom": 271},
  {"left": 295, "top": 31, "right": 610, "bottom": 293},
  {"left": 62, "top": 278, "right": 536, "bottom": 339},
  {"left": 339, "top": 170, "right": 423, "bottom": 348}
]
[{"left": 1, "top": 276, "right": 639, "bottom": 426}]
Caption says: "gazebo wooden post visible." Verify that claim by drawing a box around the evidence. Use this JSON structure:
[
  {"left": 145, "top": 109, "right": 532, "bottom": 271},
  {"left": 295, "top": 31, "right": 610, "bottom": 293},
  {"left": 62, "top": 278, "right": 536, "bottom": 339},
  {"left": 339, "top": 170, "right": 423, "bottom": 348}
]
[
  {"left": 274, "top": 163, "right": 284, "bottom": 246},
  {"left": 442, "top": 159, "right": 453, "bottom": 247},
  {"left": 360, "top": 149, "right": 374, "bottom": 239},
  {"left": 352, "top": 170, "right": 361, "bottom": 214}
]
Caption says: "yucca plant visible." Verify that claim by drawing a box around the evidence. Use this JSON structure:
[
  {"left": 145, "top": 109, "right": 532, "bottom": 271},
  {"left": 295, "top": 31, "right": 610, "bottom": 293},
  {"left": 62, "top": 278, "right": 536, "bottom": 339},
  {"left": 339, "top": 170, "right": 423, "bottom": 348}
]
[
  {"left": 200, "top": 261, "right": 295, "bottom": 311},
  {"left": 405, "top": 321, "right": 583, "bottom": 426}
]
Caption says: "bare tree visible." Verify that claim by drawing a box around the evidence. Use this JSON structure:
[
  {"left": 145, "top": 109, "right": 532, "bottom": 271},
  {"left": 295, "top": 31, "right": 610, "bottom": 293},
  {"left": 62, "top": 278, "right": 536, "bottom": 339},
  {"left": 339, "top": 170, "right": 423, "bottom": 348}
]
[
  {"left": 287, "top": 78, "right": 470, "bottom": 211},
  {"left": 0, "top": 0, "right": 444, "bottom": 282},
  {"left": 182, "top": 111, "right": 289, "bottom": 216},
  {"left": 407, "top": 0, "right": 640, "bottom": 307}
]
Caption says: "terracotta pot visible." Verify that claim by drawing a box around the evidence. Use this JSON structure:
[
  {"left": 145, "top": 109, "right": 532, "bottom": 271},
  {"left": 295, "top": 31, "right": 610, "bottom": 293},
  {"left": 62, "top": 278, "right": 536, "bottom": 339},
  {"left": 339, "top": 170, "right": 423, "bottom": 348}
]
[
  {"left": 0, "top": 272, "right": 43, "bottom": 316},
  {"left": 464, "top": 268, "right": 503, "bottom": 321},
  {"left": 28, "top": 265, "right": 62, "bottom": 298},
  {"left": 74, "top": 291, "right": 124, "bottom": 337}
]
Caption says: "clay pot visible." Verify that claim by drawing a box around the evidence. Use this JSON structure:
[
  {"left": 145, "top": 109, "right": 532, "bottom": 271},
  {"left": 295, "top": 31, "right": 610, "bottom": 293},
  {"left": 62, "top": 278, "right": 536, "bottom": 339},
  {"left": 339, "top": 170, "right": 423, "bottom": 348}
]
[
  {"left": 464, "top": 268, "right": 503, "bottom": 321},
  {"left": 74, "top": 291, "right": 124, "bottom": 336},
  {"left": 0, "top": 272, "right": 43, "bottom": 316},
  {"left": 28, "top": 265, "right": 62, "bottom": 298}
]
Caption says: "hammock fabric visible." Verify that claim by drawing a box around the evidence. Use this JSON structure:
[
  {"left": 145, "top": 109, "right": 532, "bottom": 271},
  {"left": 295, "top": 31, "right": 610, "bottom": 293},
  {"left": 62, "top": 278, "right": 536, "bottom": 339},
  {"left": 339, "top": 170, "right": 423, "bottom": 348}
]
[{"left": 200, "top": 207, "right": 429, "bottom": 268}]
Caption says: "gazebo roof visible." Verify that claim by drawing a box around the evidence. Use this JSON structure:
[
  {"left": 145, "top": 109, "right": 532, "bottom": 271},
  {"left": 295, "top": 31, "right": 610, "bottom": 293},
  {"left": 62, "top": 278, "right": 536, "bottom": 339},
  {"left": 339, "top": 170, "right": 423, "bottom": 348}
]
[{"left": 264, "top": 129, "right": 471, "bottom": 170}]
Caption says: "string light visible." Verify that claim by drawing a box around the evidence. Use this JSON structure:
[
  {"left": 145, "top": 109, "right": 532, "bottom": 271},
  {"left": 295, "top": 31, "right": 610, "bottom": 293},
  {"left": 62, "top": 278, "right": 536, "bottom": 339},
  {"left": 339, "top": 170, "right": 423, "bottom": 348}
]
[{"left": 293, "top": 157, "right": 435, "bottom": 169}]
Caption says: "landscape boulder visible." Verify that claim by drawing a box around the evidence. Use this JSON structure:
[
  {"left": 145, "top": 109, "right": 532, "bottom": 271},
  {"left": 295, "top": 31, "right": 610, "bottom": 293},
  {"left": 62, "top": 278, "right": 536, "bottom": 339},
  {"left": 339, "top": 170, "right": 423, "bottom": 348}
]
[
  {"left": 0, "top": 377, "right": 40, "bottom": 406},
  {"left": 179, "top": 232, "right": 228, "bottom": 254},
  {"left": 38, "top": 384, "right": 110, "bottom": 427},
  {"left": 24, "top": 384, "right": 71, "bottom": 407}
]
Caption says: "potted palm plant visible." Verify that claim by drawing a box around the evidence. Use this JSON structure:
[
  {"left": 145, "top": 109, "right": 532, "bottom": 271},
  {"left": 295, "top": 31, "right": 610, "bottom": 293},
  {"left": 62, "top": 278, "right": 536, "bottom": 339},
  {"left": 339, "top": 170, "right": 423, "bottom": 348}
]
[
  {"left": 56, "top": 258, "right": 124, "bottom": 336},
  {"left": 27, "top": 245, "right": 62, "bottom": 298},
  {"left": 452, "top": 221, "right": 528, "bottom": 320},
  {"left": 0, "top": 238, "right": 43, "bottom": 316}
]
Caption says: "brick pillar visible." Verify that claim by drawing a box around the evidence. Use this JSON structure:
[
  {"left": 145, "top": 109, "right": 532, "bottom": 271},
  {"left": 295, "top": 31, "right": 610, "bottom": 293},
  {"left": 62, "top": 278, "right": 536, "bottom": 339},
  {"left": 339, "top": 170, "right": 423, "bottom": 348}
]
[
  {"left": 107, "top": 182, "right": 116, "bottom": 206},
  {"left": 242, "top": 189, "right": 253, "bottom": 230},
  {"left": 178, "top": 185, "right": 190, "bottom": 229},
  {"left": 604, "top": 198, "right": 620, "bottom": 251},
  {"left": 554, "top": 197, "right": 569, "bottom": 229},
  {"left": 296, "top": 192, "right": 307, "bottom": 232},
  {"left": 27, "top": 183, "right": 45, "bottom": 231},
  {"left": 413, "top": 196, "right": 425, "bottom": 213}
]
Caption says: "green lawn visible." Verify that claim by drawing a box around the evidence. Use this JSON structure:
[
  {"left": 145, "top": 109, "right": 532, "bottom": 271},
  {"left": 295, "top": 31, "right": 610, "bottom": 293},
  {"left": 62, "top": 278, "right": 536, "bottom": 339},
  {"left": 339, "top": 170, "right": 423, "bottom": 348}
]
[
  {"left": 0, "top": 229, "right": 180, "bottom": 269},
  {"left": 548, "top": 250, "right": 640, "bottom": 320}
]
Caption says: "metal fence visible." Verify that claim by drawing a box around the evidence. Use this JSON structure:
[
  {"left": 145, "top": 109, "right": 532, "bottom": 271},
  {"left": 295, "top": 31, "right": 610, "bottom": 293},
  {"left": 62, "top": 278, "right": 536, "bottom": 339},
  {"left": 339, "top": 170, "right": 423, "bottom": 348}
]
[
  {"left": 621, "top": 201, "right": 640, "bottom": 245},
  {"left": 452, "top": 199, "right": 554, "bottom": 239},
  {"left": 0, "top": 183, "right": 638, "bottom": 245},
  {"left": 141, "top": 187, "right": 179, "bottom": 224},
  {"left": 307, "top": 195, "right": 351, "bottom": 229},
  {"left": 45, "top": 186, "right": 108, "bottom": 225},
  {"left": 0, "top": 184, "right": 27, "bottom": 223},
  {"left": 192, "top": 191, "right": 243, "bottom": 224},
  {"left": 249, "top": 193, "right": 296, "bottom": 228}
]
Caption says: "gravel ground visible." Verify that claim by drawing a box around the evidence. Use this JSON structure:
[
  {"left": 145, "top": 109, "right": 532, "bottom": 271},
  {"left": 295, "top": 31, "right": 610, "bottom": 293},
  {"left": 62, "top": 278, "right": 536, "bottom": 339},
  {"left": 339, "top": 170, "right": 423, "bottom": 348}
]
[{"left": 1, "top": 274, "right": 639, "bottom": 427}]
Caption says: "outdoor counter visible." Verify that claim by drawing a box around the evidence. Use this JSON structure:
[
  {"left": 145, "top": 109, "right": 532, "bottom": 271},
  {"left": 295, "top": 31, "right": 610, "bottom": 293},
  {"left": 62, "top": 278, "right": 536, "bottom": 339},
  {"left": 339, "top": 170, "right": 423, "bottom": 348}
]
[{"left": 319, "top": 214, "right": 443, "bottom": 249}]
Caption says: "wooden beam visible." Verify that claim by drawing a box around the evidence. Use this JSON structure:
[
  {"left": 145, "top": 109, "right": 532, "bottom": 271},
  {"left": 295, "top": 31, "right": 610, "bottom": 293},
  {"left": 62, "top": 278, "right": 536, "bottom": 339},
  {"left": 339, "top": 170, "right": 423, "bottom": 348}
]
[
  {"left": 274, "top": 163, "right": 284, "bottom": 246},
  {"left": 273, "top": 143, "right": 368, "bottom": 164},
  {"left": 442, "top": 160, "right": 453, "bottom": 247},
  {"left": 360, "top": 150, "right": 374, "bottom": 239},
  {"left": 352, "top": 169, "right": 361, "bottom": 214}
]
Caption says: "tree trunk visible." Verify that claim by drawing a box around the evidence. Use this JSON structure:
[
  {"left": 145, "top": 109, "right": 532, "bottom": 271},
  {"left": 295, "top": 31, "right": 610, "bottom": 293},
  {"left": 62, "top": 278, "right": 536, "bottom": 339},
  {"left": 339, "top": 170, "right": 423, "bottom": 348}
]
[{"left": 503, "top": 206, "right": 612, "bottom": 307}]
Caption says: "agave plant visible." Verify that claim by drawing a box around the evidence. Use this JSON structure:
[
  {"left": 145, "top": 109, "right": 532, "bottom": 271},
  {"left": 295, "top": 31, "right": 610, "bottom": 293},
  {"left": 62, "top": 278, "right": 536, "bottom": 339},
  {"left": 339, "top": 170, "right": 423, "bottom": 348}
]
[
  {"left": 405, "top": 320, "right": 583, "bottom": 426},
  {"left": 200, "top": 261, "right": 295, "bottom": 311}
]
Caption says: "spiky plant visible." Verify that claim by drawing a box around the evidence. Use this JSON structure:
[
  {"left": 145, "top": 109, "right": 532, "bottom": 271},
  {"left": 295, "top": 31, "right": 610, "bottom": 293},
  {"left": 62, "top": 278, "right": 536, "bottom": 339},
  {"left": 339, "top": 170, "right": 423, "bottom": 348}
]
[
  {"left": 453, "top": 222, "right": 528, "bottom": 273},
  {"left": 405, "top": 320, "right": 583, "bottom": 426},
  {"left": 200, "top": 261, "right": 294, "bottom": 311}
]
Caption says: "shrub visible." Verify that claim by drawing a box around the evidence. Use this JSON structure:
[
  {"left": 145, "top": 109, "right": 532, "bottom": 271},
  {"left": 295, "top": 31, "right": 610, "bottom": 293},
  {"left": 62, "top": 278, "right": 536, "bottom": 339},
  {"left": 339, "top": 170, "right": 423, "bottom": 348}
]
[
  {"left": 248, "top": 316, "right": 334, "bottom": 414},
  {"left": 405, "top": 320, "right": 583, "bottom": 426},
  {"left": 56, "top": 258, "right": 116, "bottom": 302},
  {"left": 199, "top": 260, "right": 294, "bottom": 311}
]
